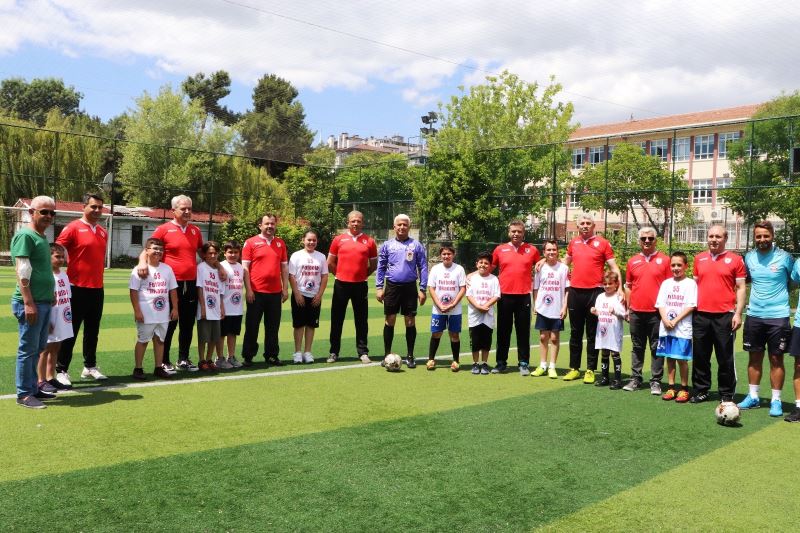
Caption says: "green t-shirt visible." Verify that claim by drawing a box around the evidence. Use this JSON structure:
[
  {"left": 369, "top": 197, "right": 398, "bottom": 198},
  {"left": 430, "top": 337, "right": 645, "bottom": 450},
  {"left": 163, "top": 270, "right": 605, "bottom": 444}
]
[{"left": 11, "top": 227, "right": 54, "bottom": 303}]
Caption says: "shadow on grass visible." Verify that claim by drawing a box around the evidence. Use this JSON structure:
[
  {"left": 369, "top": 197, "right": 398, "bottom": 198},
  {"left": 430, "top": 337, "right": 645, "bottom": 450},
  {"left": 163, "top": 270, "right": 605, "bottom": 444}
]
[{"left": 49, "top": 389, "right": 143, "bottom": 407}]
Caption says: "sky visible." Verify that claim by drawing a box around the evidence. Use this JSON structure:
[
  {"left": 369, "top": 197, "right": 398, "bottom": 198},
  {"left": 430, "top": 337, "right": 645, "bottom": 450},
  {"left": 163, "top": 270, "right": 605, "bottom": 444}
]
[{"left": 1, "top": 0, "right": 799, "bottom": 145}]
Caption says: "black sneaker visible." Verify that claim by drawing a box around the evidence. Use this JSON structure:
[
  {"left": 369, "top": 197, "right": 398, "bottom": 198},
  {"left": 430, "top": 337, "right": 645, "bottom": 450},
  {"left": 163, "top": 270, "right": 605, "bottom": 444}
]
[
  {"left": 471, "top": 363, "right": 480, "bottom": 375},
  {"left": 132, "top": 368, "right": 147, "bottom": 380},
  {"left": 48, "top": 378, "right": 70, "bottom": 391},
  {"left": 242, "top": 358, "right": 254, "bottom": 368},
  {"left": 490, "top": 363, "right": 507, "bottom": 374},
  {"left": 609, "top": 380, "right": 622, "bottom": 390},
  {"left": 784, "top": 410, "right": 800, "bottom": 423},
  {"left": 405, "top": 356, "right": 417, "bottom": 369},
  {"left": 595, "top": 376, "right": 610, "bottom": 387},
  {"left": 690, "top": 392, "right": 710, "bottom": 404},
  {"left": 34, "top": 390, "right": 57, "bottom": 400},
  {"left": 154, "top": 367, "right": 174, "bottom": 379},
  {"left": 480, "top": 363, "right": 491, "bottom": 375},
  {"left": 267, "top": 356, "right": 283, "bottom": 367}
]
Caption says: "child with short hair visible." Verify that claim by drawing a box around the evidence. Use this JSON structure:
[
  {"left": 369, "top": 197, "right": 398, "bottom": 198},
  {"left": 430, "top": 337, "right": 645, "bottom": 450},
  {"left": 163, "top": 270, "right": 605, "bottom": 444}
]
[
  {"left": 196, "top": 241, "right": 225, "bottom": 371},
  {"left": 532, "top": 240, "right": 569, "bottom": 378},
  {"left": 427, "top": 244, "right": 467, "bottom": 371},
  {"left": 288, "top": 230, "right": 329, "bottom": 363},
  {"left": 591, "top": 271, "right": 627, "bottom": 389},
  {"left": 656, "top": 251, "right": 697, "bottom": 403},
  {"left": 129, "top": 238, "right": 178, "bottom": 379},
  {"left": 37, "top": 243, "right": 73, "bottom": 392},
  {"left": 219, "top": 241, "right": 245, "bottom": 368},
  {"left": 466, "top": 251, "right": 501, "bottom": 375}
]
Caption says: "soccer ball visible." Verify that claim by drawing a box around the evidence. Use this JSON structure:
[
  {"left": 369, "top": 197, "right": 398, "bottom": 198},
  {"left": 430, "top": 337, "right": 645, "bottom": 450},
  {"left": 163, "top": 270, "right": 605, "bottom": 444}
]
[
  {"left": 383, "top": 353, "right": 402, "bottom": 372},
  {"left": 715, "top": 401, "right": 741, "bottom": 426}
]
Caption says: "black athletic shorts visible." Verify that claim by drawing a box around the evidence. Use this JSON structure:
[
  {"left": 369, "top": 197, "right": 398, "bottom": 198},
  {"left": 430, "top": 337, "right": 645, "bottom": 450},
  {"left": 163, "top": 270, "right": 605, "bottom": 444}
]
[
  {"left": 291, "top": 293, "right": 321, "bottom": 328},
  {"left": 221, "top": 315, "right": 242, "bottom": 336},
  {"left": 469, "top": 324, "right": 494, "bottom": 352},
  {"left": 383, "top": 281, "right": 418, "bottom": 316},
  {"left": 743, "top": 316, "right": 790, "bottom": 355}
]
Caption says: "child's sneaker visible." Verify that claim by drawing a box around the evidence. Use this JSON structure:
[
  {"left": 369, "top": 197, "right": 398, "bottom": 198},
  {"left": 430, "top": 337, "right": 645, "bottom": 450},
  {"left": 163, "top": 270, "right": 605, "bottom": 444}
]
[
  {"left": 548, "top": 367, "right": 558, "bottom": 379},
  {"left": 426, "top": 359, "right": 436, "bottom": 370},
  {"left": 531, "top": 366, "right": 547, "bottom": 377},
  {"left": 198, "top": 360, "right": 211, "bottom": 371},
  {"left": 450, "top": 361, "right": 460, "bottom": 372},
  {"left": 582, "top": 369, "right": 595, "bottom": 384},
  {"left": 302, "top": 352, "right": 315, "bottom": 364},
  {"left": 471, "top": 363, "right": 480, "bottom": 375},
  {"left": 292, "top": 352, "right": 303, "bottom": 364},
  {"left": 563, "top": 368, "right": 581, "bottom": 381},
  {"left": 132, "top": 368, "right": 146, "bottom": 380},
  {"left": 207, "top": 360, "right": 218, "bottom": 371},
  {"left": 595, "top": 375, "right": 610, "bottom": 387},
  {"left": 227, "top": 356, "right": 243, "bottom": 368},
  {"left": 609, "top": 380, "right": 622, "bottom": 390},
  {"left": 154, "top": 366, "right": 174, "bottom": 379},
  {"left": 480, "top": 363, "right": 491, "bottom": 375},
  {"left": 675, "top": 390, "right": 691, "bottom": 403},
  {"left": 662, "top": 388, "right": 677, "bottom": 401}
]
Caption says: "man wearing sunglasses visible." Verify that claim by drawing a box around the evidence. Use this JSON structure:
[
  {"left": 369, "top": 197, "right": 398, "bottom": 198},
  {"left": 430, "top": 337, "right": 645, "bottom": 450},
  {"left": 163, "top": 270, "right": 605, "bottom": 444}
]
[
  {"left": 11, "top": 196, "right": 57, "bottom": 408},
  {"left": 55, "top": 193, "right": 109, "bottom": 386},
  {"left": 623, "top": 227, "right": 671, "bottom": 394}
]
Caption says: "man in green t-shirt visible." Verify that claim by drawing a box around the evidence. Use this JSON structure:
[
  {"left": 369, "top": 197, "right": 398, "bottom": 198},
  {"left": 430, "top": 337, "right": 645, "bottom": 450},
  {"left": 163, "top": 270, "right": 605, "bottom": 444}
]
[{"left": 11, "top": 195, "right": 57, "bottom": 409}]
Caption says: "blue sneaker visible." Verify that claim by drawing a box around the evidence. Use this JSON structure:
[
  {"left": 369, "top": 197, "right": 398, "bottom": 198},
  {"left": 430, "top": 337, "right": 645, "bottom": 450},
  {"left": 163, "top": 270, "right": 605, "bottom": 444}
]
[
  {"left": 769, "top": 400, "right": 783, "bottom": 417},
  {"left": 737, "top": 395, "right": 761, "bottom": 410}
]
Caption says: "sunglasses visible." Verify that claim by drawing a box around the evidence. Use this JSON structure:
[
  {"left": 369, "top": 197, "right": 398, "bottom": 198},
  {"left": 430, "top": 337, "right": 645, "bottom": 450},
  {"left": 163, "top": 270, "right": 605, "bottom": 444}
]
[
  {"left": 36, "top": 209, "right": 56, "bottom": 216},
  {"left": 640, "top": 236, "right": 656, "bottom": 242}
]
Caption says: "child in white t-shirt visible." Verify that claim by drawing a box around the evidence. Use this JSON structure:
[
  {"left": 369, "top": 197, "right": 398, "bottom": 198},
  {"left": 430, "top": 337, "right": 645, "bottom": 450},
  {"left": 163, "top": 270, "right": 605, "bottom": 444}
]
[
  {"left": 288, "top": 230, "right": 329, "bottom": 364},
  {"left": 532, "top": 240, "right": 569, "bottom": 378},
  {"left": 591, "top": 271, "right": 627, "bottom": 389},
  {"left": 655, "top": 251, "right": 697, "bottom": 403},
  {"left": 37, "top": 243, "right": 73, "bottom": 393},
  {"left": 129, "top": 238, "right": 178, "bottom": 380},
  {"left": 219, "top": 241, "right": 245, "bottom": 369},
  {"left": 196, "top": 241, "right": 225, "bottom": 371},
  {"left": 466, "top": 251, "right": 501, "bottom": 375},
  {"left": 427, "top": 245, "right": 467, "bottom": 372}
]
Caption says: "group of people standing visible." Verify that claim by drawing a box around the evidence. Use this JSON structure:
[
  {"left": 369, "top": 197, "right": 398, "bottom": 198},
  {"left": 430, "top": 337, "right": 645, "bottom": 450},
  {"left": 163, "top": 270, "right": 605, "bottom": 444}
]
[{"left": 9, "top": 194, "right": 800, "bottom": 423}]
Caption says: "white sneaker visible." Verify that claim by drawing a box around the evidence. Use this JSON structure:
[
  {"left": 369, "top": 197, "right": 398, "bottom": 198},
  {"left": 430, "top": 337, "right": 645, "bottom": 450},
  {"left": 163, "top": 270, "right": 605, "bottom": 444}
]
[
  {"left": 227, "top": 356, "right": 243, "bottom": 368},
  {"left": 56, "top": 371, "right": 72, "bottom": 387},
  {"left": 81, "top": 366, "right": 108, "bottom": 380},
  {"left": 215, "top": 357, "right": 232, "bottom": 369},
  {"left": 292, "top": 352, "right": 303, "bottom": 364},
  {"left": 161, "top": 363, "right": 177, "bottom": 375},
  {"left": 360, "top": 354, "right": 372, "bottom": 364},
  {"left": 302, "top": 352, "right": 315, "bottom": 364}
]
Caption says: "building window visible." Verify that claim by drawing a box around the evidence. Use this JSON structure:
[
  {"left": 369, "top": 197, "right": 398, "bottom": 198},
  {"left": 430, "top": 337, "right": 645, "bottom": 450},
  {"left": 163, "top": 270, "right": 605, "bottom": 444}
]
[
  {"left": 692, "top": 179, "right": 713, "bottom": 205},
  {"left": 569, "top": 189, "right": 581, "bottom": 208},
  {"left": 718, "top": 132, "right": 740, "bottom": 159},
  {"left": 571, "top": 148, "right": 585, "bottom": 169},
  {"left": 131, "top": 225, "right": 143, "bottom": 245},
  {"left": 650, "top": 139, "right": 668, "bottom": 162},
  {"left": 673, "top": 137, "right": 690, "bottom": 162},
  {"left": 695, "top": 134, "right": 715, "bottom": 160},
  {"left": 606, "top": 145, "right": 615, "bottom": 161},
  {"left": 638, "top": 141, "right": 647, "bottom": 153},
  {"left": 716, "top": 177, "right": 732, "bottom": 204},
  {"left": 589, "top": 146, "right": 604, "bottom": 167}
]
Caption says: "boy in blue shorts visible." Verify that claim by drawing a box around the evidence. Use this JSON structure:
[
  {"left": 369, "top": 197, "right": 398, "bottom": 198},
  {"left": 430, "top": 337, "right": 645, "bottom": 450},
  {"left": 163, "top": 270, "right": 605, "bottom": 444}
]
[
  {"left": 427, "top": 245, "right": 466, "bottom": 371},
  {"left": 532, "top": 240, "right": 569, "bottom": 378}
]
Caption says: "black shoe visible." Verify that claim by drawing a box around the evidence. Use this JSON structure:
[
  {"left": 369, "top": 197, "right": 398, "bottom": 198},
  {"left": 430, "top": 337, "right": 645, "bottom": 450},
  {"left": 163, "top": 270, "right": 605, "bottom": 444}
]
[
  {"left": 48, "top": 378, "right": 70, "bottom": 391},
  {"left": 132, "top": 368, "right": 147, "bottom": 380},
  {"left": 242, "top": 358, "right": 253, "bottom": 368},
  {"left": 267, "top": 356, "right": 283, "bottom": 367},
  {"left": 690, "top": 392, "right": 710, "bottom": 404},
  {"left": 490, "top": 363, "right": 508, "bottom": 374},
  {"left": 595, "top": 376, "right": 610, "bottom": 387},
  {"left": 34, "top": 390, "right": 57, "bottom": 400},
  {"left": 405, "top": 356, "right": 417, "bottom": 369},
  {"left": 609, "top": 380, "right": 622, "bottom": 390},
  {"left": 785, "top": 410, "right": 800, "bottom": 423}
]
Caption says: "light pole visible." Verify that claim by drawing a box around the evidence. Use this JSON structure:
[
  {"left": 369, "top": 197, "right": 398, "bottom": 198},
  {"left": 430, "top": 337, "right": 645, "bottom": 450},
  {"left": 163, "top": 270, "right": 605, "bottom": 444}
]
[
  {"left": 420, "top": 111, "right": 438, "bottom": 142},
  {"left": 100, "top": 172, "right": 114, "bottom": 269}
]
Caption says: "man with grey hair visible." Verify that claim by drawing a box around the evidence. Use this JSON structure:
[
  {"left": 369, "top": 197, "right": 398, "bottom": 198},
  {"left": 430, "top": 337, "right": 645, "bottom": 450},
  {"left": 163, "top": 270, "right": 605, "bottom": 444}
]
[
  {"left": 376, "top": 214, "right": 428, "bottom": 367},
  {"left": 11, "top": 196, "right": 57, "bottom": 408},
  {"left": 623, "top": 226, "right": 670, "bottom": 393}
]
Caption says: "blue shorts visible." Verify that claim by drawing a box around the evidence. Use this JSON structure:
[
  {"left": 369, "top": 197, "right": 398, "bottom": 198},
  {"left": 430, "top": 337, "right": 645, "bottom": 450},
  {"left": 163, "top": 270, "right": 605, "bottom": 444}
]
[
  {"left": 535, "top": 314, "right": 564, "bottom": 332},
  {"left": 431, "top": 313, "right": 462, "bottom": 333},
  {"left": 656, "top": 336, "right": 692, "bottom": 361}
]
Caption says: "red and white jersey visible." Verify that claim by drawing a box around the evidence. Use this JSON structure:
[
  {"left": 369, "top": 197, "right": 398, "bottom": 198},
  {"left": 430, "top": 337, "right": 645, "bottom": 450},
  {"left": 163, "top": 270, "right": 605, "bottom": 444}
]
[
  {"left": 594, "top": 292, "right": 626, "bottom": 352},
  {"left": 129, "top": 263, "right": 178, "bottom": 324},
  {"left": 491, "top": 242, "right": 540, "bottom": 294},
  {"left": 429, "top": 262, "right": 467, "bottom": 316},
  {"left": 288, "top": 249, "right": 329, "bottom": 298},
  {"left": 221, "top": 260, "right": 245, "bottom": 316},
  {"left": 328, "top": 232, "right": 377, "bottom": 283},
  {"left": 625, "top": 251, "right": 671, "bottom": 312},
  {"left": 56, "top": 218, "right": 107, "bottom": 288},
  {"left": 151, "top": 221, "right": 203, "bottom": 281},
  {"left": 242, "top": 235, "right": 288, "bottom": 293},
  {"left": 49, "top": 270, "right": 74, "bottom": 343},
  {"left": 566, "top": 235, "right": 614, "bottom": 289},
  {"left": 693, "top": 250, "right": 746, "bottom": 313},
  {"left": 196, "top": 262, "right": 223, "bottom": 320},
  {"left": 533, "top": 262, "right": 570, "bottom": 319},
  {"left": 466, "top": 273, "right": 501, "bottom": 328}
]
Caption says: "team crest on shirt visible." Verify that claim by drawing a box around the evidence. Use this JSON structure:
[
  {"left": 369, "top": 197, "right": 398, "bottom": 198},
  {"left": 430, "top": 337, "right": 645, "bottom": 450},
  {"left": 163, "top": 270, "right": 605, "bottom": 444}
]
[
  {"left": 206, "top": 295, "right": 217, "bottom": 309},
  {"left": 668, "top": 310, "right": 677, "bottom": 321},
  {"left": 304, "top": 280, "right": 316, "bottom": 291},
  {"left": 191, "top": 229, "right": 197, "bottom": 235},
  {"left": 277, "top": 242, "right": 282, "bottom": 248},
  {"left": 525, "top": 248, "right": 530, "bottom": 253},
  {"left": 153, "top": 296, "right": 166, "bottom": 312},
  {"left": 362, "top": 239, "right": 367, "bottom": 244},
  {"left": 599, "top": 326, "right": 607, "bottom": 336},
  {"left": 656, "top": 258, "right": 663, "bottom": 264},
  {"left": 63, "top": 307, "right": 72, "bottom": 323},
  {"left": 593, "top": 241, "right": 600, "bottom": 247},
  {"left": 543, "top": 295, "right": 553, "bottom": 305},
  {"left": 230, "top": 292, "right": 241, "bottom": 305},
  {"left": 440, "top": 294, "right": 452, "bottom": 304},
  {"left": 724, "top": 257, "right": 731, "bottom": 264},
  {"left": 770, "top": 265, "right": 778, "bottom": 272}
]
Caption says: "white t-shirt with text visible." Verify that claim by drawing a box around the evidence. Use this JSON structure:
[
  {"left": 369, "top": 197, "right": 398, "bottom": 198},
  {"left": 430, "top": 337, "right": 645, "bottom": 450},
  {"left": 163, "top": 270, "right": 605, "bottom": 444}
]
[
  {"left": 466, "top": 273, "right": 501, "bottom": 328},
  {"left": 533, "top": 261, "right": 570, "bottom": 319},
  {"left": 429, "top": 262, "right": 466, "bottom": 316},
  {"left": 129, "top": 263, "right": 178, "bottom": 324},
  {"left": 288, "top": 249, "right": 329, "bottom": 297}
]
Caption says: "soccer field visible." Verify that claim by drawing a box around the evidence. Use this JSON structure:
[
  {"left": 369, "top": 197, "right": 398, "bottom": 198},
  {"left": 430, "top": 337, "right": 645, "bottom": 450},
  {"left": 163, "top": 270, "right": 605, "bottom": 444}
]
[{"left": 1, "top": 267, "right": 798, "bottom": 531}]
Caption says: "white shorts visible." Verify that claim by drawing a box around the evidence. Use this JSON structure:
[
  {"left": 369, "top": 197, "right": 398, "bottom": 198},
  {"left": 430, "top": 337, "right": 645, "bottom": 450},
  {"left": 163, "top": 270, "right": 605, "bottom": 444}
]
[{"left": 136, "top": 322, "right": 168, "bottom": 343}]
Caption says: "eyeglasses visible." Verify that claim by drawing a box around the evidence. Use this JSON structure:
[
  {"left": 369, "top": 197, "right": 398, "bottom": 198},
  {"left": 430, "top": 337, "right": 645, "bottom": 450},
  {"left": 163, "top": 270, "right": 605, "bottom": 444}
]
[
  {"left": 640, "top": 236, "right": 656, "bottom": 242},
  {"left": 36, "top": 209, "right": 56, "bottom": 216},
  {"left": 149, "top": 248, "right": 164, "bottom": 253}
]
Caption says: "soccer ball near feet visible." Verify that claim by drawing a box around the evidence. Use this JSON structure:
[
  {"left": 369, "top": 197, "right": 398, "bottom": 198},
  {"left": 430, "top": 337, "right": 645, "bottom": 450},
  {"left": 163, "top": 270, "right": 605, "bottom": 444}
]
[
  {"left": 384, "top": 353, "right": 402, "bottom": 372},
  {"left": 715, "top": 401, "right": 740, "bottom": 426}
]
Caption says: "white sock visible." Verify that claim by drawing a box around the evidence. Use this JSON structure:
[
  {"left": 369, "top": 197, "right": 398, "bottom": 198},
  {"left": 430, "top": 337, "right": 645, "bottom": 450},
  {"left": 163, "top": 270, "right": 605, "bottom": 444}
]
[
  {"left": 796, "top": 400, "right": 800, "bottom": 408},
  {"left": 549, "top": 362, "right": 556, "bottom": 369},
  {"left": 539, "top": 362, "right": 548, "bottom": 369},
  {"left": 749, "top": 384, "right": 760, "bottom": 399},
  {"left": 772, "top": 389, "right": 782, "bottom": 402}
]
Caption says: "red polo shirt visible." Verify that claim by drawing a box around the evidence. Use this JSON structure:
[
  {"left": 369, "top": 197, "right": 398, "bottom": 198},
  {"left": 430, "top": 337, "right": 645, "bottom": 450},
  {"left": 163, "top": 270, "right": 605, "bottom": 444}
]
[
  {"left": 693, "top": 250, "right": 746, "bottom": 313},
  {"left": 491, "top": 242, "right": 540, "bottom": 294},
  {"left": 566, "top": 235, "right": 614, "bottom": 289},
  {"left": 625, "top": 251, "right": 671, "bottom": 312},
  {"left": 56, "top": 219, "right": 107, "bottom": 288},
  {"left": 151, "top": 221, "right": 204, "bottom": 281},
  {"left": 328, "top": 232, "right": 378, "bottom": 282},
  {"left": 243, "top": 235, "right": 288, "bottom": 293}
]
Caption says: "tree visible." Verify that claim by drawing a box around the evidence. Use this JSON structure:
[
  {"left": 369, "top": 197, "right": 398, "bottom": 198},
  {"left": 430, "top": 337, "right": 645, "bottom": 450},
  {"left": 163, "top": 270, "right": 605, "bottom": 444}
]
[
  {"left": 181, "top": 71, "right": 239, "bottom": 126},
  {"left": 0, "top": 77, "right": 82, "bottom": 126},
  {"left": 577, "top": 142, "right": 692, "bottom": 237},
  {"left": 238, "top": 74, "right": 314, "bottom": 176},
  {"left": 721, "top": 92, "right": 800, "bottom": 250},
  {"left": 416, "top": 71, "right": 575, "bottom": 242}
]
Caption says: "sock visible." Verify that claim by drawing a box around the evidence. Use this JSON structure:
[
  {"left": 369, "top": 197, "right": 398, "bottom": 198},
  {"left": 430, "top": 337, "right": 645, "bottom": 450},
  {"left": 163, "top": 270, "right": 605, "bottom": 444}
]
[
  {"left": 612, "top": 354, "right": 622, "bottom": 380},
  {"left": 450, "top": 340, "right": 460, "bottom": 363},
  {"left": 383, "top": 325, "right": 394, "bottom": 355},
  {"left": 772, "top": 389, "right": 782, "bottom": 402},
  {"left": 796, "top": 400, "right": 800, "bottom": 408},
  {"left": 428, "top": 336, "right": 441, "bottom": 360},
  {"left": 749, "top": 384, "right": 760, "bottom": 399},
  {"left": 539, "top": 361, "right": 548, "bottom": 370},
  {"left": 549, "top": 361, "right": 556, "bottom": 369},
  {"left": 600, "top": 355, "right": 609, "bottom": 378},
  {"left": 406, "top": 326, "right": 417, "bottom": 358}
]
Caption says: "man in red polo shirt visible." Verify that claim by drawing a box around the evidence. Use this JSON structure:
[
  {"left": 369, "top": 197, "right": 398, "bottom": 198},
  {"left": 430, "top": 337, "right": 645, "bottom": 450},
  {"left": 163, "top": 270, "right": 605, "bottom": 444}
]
[
  {"left": 326, "top": 210, "right": 378, "bottom": 363},
  {"left": 563, "top": 213, "right": 620, "bottom": 384},
  {"left": 691, "top": 224, "right": 746, "bottom": 404},
  {"left": 241, "top": 213, "right": 289, "bottom": 366},
  {"left": 623, "top": 226, "right": 671, "bottom": 394},
  {"left": 55, "top": 193, "right": 109, "bottom": 386},
  {"left": 490, "top": 220, "right": 541, "bottom": 375}
]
